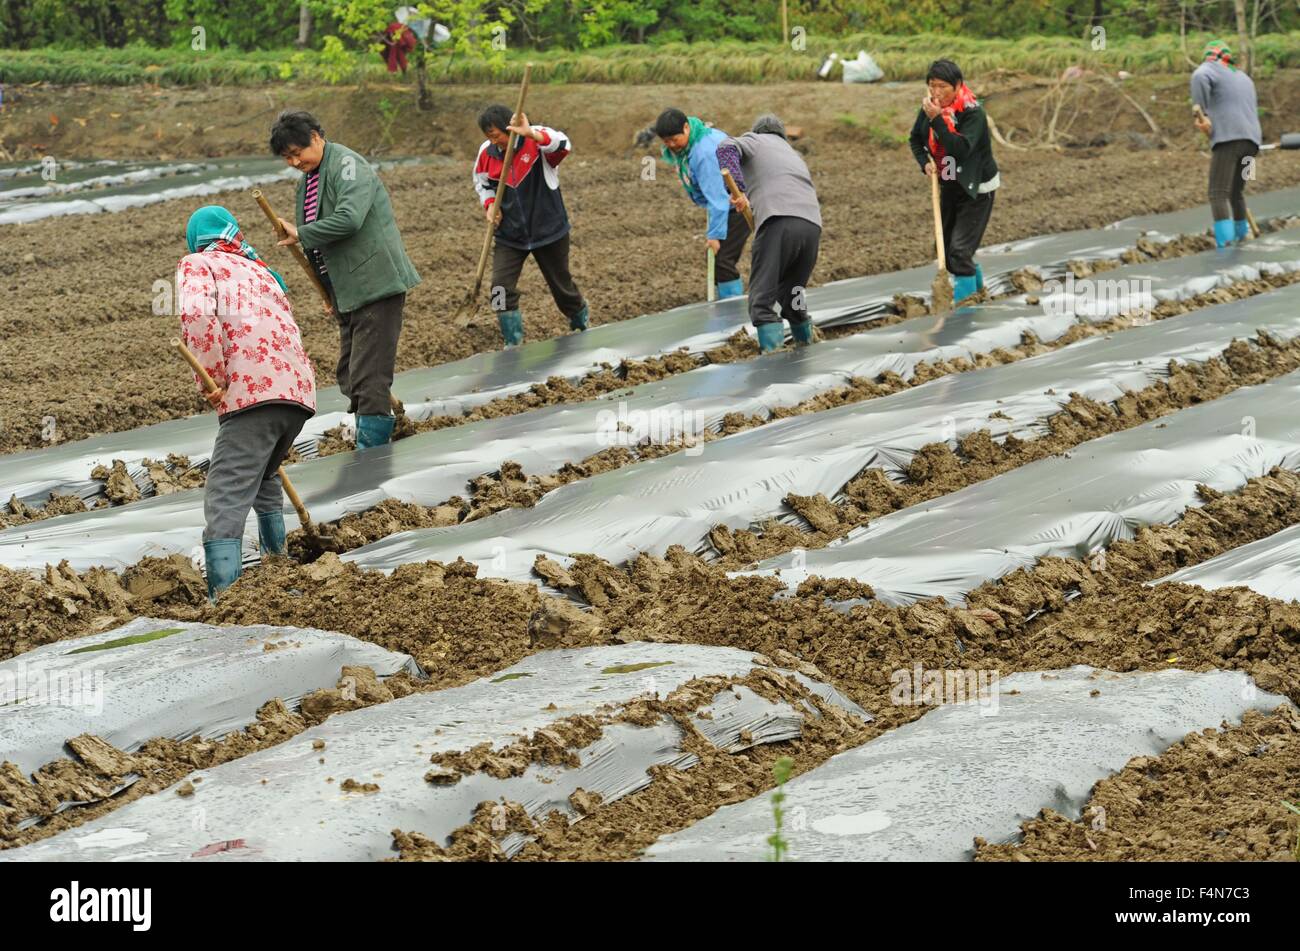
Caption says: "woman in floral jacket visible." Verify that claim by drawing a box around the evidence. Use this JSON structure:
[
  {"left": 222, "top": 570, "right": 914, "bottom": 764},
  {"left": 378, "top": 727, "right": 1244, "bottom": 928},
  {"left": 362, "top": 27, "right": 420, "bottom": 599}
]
[{"left": 178, "top": 205, "right": 316, "bottom": 600}]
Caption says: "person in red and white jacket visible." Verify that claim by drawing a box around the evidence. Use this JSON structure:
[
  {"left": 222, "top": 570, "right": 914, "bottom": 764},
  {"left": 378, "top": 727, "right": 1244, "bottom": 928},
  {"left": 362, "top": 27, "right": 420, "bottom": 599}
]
[
  {"left": 473, "top": 105, "right": 589, "bottom": 347},
  {"left": 178, "top": 205, "right": 316, "bottom": 600}
]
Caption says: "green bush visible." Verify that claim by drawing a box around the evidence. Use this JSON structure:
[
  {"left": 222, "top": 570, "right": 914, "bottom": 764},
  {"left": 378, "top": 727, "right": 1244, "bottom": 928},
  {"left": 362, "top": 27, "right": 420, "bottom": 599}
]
[{"left": 5, "top": 31, "right": 1300, "bottom": 88}]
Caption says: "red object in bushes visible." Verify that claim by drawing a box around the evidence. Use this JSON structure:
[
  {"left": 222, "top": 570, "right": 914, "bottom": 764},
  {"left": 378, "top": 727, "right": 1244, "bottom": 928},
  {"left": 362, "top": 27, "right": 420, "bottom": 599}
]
[{"left": 382, "top": 23, "right": 417, "bottom": 73}]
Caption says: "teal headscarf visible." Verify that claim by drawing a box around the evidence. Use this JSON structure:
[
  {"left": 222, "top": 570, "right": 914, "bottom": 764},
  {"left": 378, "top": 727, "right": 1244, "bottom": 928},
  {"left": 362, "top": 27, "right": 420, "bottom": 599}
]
[{"left": 185, "top": 205, "right": 287, "bottom": 292}]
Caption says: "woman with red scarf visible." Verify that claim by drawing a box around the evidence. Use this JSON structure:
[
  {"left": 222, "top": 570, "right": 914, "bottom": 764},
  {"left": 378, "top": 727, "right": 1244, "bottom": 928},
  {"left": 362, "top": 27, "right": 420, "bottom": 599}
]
[{"left": 908, "top": 59, "right": 999, "bottom": 304}]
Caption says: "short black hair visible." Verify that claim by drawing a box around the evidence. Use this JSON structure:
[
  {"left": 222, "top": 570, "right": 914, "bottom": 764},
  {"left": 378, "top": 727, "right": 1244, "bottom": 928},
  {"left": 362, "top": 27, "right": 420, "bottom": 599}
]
[
  {"left": 925, "top": 59, "right": 963, "bottom": 87},
  {"left": 478, "top": 104, "right": 513, "bottom": 134},
  {"left": 653, "top": 108, "right": 688, "bottom": 139},
  {"left": 269, "top": 111, "right": 324, "bottom": 155}
]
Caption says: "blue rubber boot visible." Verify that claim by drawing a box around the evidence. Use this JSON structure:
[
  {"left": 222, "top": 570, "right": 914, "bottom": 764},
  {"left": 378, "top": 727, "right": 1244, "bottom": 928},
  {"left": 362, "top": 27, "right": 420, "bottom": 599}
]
[
  {"left": 1213, "top": 218, "right": 1235, "bottom": 248},
  {"left": 952, "top": 273, "right": 980, "bottom": 304},
  {"left": 496, "top": 309, "right": 524, "bottom": 347},
  {"left": 974, "top": 263, "right": 985, "bottom": 292},
  {"left": 355, "top": 414, "right": 395, "bottom": 450},
  {"left": 756, "top": 322, "right": 785, "bottom": 353},
  {"left": 203, "top": 538, "right": 243, "bottom": 603},
  {"left": 789, "top": 319, "right": 814, "bottom": 347},
  {"left": 256, "top": 511, "right": 287, "bottom": 556},
  {"left": 569, "top": 303, "right": 589, "bottom": 332},
  {"left": 717, "top": 278, "right": 745, "bottom": 300},
  {"left": 1234, "top": 219, "right": 1250, "bottom": 243}
]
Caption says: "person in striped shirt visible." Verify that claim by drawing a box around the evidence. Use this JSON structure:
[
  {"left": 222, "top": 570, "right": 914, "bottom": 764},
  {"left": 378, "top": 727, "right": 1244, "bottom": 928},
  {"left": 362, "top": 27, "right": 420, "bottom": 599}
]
[
  {"left": 473, "top": 104, "right": 588, "bottom": 347},
  {"left": 270, "top": 110, "right": 420, "bottom": 450}
]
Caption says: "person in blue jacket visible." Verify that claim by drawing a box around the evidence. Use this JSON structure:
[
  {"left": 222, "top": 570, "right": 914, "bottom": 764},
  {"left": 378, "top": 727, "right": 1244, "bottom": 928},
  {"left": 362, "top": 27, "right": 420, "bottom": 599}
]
[{"left": 654, "top": 108, "right": 751, "bottom": 299}]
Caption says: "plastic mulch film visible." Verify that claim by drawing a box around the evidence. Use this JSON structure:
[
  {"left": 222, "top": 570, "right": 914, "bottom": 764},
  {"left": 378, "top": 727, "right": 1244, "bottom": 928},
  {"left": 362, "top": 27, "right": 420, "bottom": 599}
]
[
  {"left": 1157, "top": 521, "right": 1300, "bottom": 601},
  {"left": 347, "top": 272, "right": 1300, "bottom": 585},
  {"left": 0, "top": 156, "right": 426, "bottom": 225},
  {"left": 0, "top": 160, "right": 294, "bottom": 226},
  {"left": 9, "top": 235, "right": 1300, "bottom": 575},
  {"left": 743, "top": 364, "right": 1300, "bottom": 605},
  {"left": 0, "top": 644, "right": 867, "bottom": 862},
  {"left": 6, "top": 187, "right": 1297, "bottom": 509},
  {"left": 0, "top": 617, "right": 422, "bottom": 778},
  {"left": 643, "top": 667, "right": 1289, "bottom": 862}
]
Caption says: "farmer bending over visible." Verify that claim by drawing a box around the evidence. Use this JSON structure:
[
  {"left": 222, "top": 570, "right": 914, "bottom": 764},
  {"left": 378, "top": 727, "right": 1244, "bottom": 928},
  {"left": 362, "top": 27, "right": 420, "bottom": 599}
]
[
  {"left": 908, "top": 59, "right": 999, "bottom": 304},
  {"left": 269, "top": 110, "right": 420, "bottom": 449},
  {"left": 177, "top": 206, "right": 316, "bottom": 602},
  {"left": 1192, "top": 40, "right": 1262, "bottom": 247},
  {"left": 655, "top": 107, "right": 751, "bottom": 300},
  {"left": 473, "top": 104, "right": 589, "bottom": 347},
  {"left": 717, "top": 114, "right": 822, "bottom": 354}
]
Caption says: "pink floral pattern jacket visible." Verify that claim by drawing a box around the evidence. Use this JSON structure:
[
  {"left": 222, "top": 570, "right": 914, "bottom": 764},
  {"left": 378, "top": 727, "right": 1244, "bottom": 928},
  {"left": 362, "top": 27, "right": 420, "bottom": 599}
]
[{"left": 177, "top": 249, "right": 316, "bottom": 417}]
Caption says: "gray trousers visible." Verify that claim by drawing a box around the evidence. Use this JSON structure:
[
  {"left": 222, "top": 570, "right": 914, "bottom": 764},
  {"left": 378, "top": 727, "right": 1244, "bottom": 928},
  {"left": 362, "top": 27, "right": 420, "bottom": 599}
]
[
  {"left": 204, "top": 403, "right": 311, "bottom": 542},
  {"left": 337, "top": 292, "right": 404, "bottom": 415},
  {"left": 748, "top": 216, "right": 821, "bottom": 326},
  {"left": 1209, "top": 139, "right": 1258, "bottom": 221}
]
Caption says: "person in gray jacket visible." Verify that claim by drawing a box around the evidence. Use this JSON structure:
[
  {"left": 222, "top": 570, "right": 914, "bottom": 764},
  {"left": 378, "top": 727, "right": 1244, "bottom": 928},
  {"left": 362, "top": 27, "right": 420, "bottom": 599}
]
[
  {"left": 1191, "top": 40, "right": 1262, "bottom": 247},
  {"left": 716, "top": 114, "right": 822, "bottom": 353}
]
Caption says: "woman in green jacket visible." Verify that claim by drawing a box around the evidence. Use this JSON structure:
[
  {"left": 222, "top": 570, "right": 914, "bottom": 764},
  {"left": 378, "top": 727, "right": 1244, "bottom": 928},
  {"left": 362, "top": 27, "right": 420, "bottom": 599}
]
[{"left": 270, "top": 110, "right": 421, "bottom": 450}]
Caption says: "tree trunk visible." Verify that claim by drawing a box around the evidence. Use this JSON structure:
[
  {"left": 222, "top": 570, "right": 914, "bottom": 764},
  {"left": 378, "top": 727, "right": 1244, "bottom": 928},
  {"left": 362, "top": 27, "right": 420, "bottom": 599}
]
[
  {"left": 414, "top": 45, "right": 433, "bottom": 112},
  {"left": 296, "top": 2, "right": 312, "bottom": 49},
  {"left": 1233, "top": 0, "right": 1251, "bottom": 73}
]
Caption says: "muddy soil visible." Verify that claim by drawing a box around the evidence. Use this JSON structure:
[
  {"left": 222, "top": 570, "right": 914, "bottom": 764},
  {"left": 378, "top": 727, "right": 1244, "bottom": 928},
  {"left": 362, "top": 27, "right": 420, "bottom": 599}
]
[
  {"left": 394, "top": 668, "right": 876, "bottom": 862},
  {"left": 7, "top": 267, "right": 1300, "bottom": 858},
  {"left": 297, "top": 271, "right": 1300, "bottom": 560},
  {"left": 5, "top": 77, "right": 1300, "bottom": 455},
  {"left": 712, "top": 309, "right": 1300, "bottom": 568},
  {"left": 7, "top": 462, "right": 1300, "bottom": 855},
  {"left": 0, "top": 664, "right": 425, "bottom": 846},
  {"left": 975, "top": 705, "right": 1300, "bottom": 862},
  {"left": 6, "top": 71, "right": 1300, "bottom": 165},
  {"left": 7, "top": 75, "right": 1300, "bottom": 861},
  {"left": 20, "top": 250, "right": 1295, "bottom": 541}
]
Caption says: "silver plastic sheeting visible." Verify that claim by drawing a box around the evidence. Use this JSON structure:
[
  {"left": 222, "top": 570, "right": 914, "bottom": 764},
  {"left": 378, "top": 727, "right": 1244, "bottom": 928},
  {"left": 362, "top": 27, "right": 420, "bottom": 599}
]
[
  {"left": 1158, "top": 522, "right": 1300, "bottom": 601},
  {"left": 0, "top": 644, "right": 866, "bottom": 863},
  {"left": 748, "top": 365, "right": 1300, "bottom": 605},
  {"left": 645, "top": 666, "right": 1287, "bottom": 862},
  {"left": 349, "top": 274, "right": 1300, "bottom": 584},
  {"left": 12, "top": 234, "right": 1296, "bottom": 575},
  {"left": 0, "top": 156, "right": 426, "bottom": 225},
  {"left": 0, "top": 617, "right": 421, "bottom": 778},
  {"left": 0, "top": 162, "right": 295, "bottom": 226},
  {"left": 8, "top": 188, "right": 1298, "bottom": 509}
]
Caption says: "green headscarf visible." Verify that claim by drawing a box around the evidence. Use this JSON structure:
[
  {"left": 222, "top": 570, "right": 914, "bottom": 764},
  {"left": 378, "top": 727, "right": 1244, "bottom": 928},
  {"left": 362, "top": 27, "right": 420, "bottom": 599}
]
[
  {"left": 1203, "top": 39, "right": 1237, "bottom": 71},
  {"left": 660, "top": 115, "right": 711, "bottom": 194},
  {"left": 185, "top": 205, "right": 287, "bottom": 292}
]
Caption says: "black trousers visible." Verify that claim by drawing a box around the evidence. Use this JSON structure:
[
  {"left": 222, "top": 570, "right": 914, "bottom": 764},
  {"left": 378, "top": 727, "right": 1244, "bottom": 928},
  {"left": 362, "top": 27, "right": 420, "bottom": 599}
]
[
  {"left": 714, "top": 208, "right": 752, "bottom": 284},
  {"left": 490, "top": 233, "right": 585, "bottom": 318},
  {"left": 1209, "top": 139, "right": 1258, "bottom": 221},
  {"left": 336, "top": 292, "right": 404, "bottom": 416},
  {"left": 748, "top": 216, "right": 821, "bottom": 327},
  {"left": 939, "top": 184, "right": 995, "bottom": 277}
]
